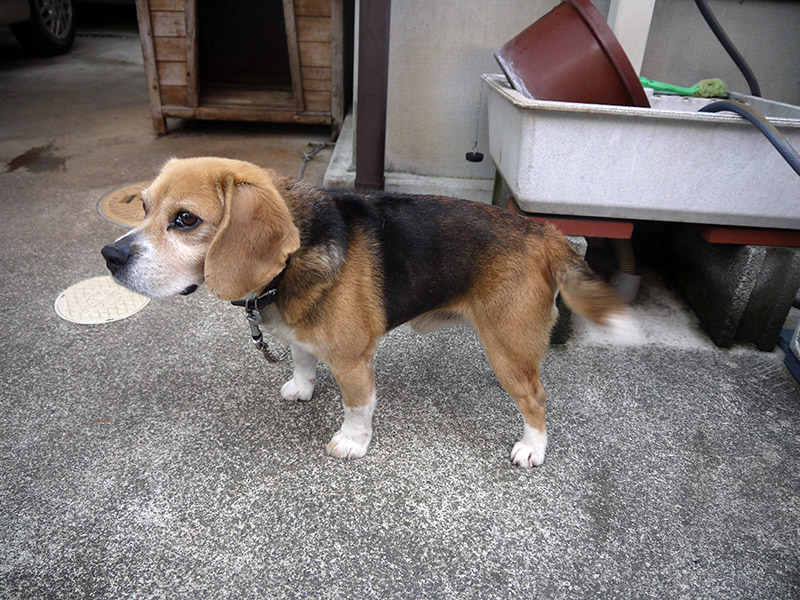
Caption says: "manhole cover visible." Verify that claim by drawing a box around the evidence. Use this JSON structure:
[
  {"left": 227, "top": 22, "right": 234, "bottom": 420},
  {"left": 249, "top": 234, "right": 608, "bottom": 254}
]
[
  {"left": 55, "top": 276, "right": 150, "bottom": 324},
  {"left": 98, "top": 182, "right": 150, "bottom": 227}
]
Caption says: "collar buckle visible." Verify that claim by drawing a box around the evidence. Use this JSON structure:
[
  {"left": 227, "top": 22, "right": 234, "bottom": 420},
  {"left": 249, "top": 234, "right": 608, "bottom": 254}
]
[
  {"left": 230, "top": 260, "right": 291, "bottom": 364},
  {"left": 236, "top": 287, "right": 278, "bottom": 311}
]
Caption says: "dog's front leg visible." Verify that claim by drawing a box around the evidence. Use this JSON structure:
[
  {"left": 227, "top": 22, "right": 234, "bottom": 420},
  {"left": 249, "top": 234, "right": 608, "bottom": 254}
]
[
  {"left": 280, "top": 345, "right": 318, "bottom": 402},
  {"left": 326, "top": 358, "right": 376, "bottom": 459}
]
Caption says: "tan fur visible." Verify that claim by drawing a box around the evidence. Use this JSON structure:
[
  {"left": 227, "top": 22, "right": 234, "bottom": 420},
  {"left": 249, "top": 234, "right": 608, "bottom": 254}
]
[
  {"left": 204, "top": 169, "right": 300, "bottom": 301},
  {"left": 109, "top": 157, "right": 627, "bottom": 466},
  {"left": 548, "top": 234, "right": 624, "bottom": 326},
  {"left": 288, "top": 228, "right": 386, "bottom": 399}
]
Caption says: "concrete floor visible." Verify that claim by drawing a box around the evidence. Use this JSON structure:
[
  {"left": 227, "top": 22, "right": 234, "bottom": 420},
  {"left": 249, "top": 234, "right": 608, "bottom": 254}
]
[{"left": 1, "top": 14, "right": 799, "bottom": 600}]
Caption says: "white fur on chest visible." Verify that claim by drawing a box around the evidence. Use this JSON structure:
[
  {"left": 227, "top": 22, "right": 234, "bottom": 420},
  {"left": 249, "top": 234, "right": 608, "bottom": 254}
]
[{"left": 256, "top": 304, "right": 316, "bottom": 356}]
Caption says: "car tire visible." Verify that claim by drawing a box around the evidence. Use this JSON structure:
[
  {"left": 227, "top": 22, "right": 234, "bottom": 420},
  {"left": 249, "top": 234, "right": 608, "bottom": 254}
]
[{"left": 10, "top": 0, "right": 75, "bottom": 56}]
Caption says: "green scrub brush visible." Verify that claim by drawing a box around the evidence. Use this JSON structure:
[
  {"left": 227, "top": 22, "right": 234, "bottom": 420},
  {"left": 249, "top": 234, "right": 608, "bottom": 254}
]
[{"left": 639, "top": 76, "right": 727, "bottom": 98}]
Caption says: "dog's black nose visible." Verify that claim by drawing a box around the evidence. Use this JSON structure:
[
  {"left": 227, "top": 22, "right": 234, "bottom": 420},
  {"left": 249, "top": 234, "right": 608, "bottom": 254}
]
[{"left": 101, "top": 238, "right": 133, "bottom": 274}]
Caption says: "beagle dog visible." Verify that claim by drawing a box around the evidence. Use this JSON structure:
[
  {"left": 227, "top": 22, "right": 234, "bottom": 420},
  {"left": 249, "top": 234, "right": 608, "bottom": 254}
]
[{"left": 102, "top": 157, "right": 628, "bottom": 467}]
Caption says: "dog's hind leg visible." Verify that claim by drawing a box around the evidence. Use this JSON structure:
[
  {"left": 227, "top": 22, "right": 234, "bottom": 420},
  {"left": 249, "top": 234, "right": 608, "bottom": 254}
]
[
  {"left": 508, "top": 377, "right": 549, "bottom": 468},
  {"left": 326, "top": 356, "right": 377, "bottom": 459},
  {"left": 486, "top": 347, "right": 549, "bottom": 467},
  {"left": 281, "top": 344, "right": 318, "bottom": 402},
  {"left": 470, "top": 302, "right": 554, "bottom": 467}
]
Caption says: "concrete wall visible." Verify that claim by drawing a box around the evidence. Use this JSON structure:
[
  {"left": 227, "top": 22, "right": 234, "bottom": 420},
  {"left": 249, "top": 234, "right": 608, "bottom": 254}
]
[
  {"left": 325, "top": 0, "right": 800, "bottom": 202},
  {"left": 384, "top": 0, "right": 571, "bottom": 184},
  {"left": 643, "top": 0, "right": 800, "bottom": 106}
]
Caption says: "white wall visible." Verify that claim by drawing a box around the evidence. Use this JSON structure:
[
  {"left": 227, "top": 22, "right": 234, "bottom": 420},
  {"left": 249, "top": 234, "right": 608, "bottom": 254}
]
[
  {"left": 325, "top": 0, "right": 799, "bottom": 202},
  {"left": 642, "top": 0, "right": 800, "bottom": 104},
  {"left": 384, "top": 0, "right": 575, "bottom": 183}
]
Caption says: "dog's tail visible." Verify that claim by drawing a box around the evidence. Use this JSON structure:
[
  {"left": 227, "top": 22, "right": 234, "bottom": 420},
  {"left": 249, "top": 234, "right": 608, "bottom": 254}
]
[{"left": 549, "top": 234, "right": 632, "bottom": 335}]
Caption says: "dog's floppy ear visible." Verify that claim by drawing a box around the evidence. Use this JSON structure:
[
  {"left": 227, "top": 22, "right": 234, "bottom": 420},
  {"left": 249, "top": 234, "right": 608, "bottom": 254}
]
[{"left": 205, "top": 173, "right": 300, "bottom": 301}]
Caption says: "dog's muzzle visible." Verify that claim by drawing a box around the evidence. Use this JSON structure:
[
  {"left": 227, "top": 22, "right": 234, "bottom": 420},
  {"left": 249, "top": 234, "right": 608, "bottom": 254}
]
[{"left": 101, "top": 237, "right": 133, "bottom": 275}]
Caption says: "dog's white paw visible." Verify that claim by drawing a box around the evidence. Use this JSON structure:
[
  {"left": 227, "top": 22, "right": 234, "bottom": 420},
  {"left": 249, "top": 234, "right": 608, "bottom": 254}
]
[
  {"left": 511, "top": 442, "right": 546, "bottom": 467},
  {"left": 326, "top": 430, "right": 371, "bottom": 459},
  {"left": 510, "top": 425, "right": 548, "bottom": 467},
  {"left": 327, "top": 394, "right": 376, "bottom": 460},
  {"left": 280, "top": 377, "right": 315, "bottom": 402}
]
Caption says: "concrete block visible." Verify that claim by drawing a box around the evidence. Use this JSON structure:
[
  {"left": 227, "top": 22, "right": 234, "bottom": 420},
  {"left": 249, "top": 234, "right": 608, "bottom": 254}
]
[{"left": 669, "top": 225, "right": 800, "bottom": 350}]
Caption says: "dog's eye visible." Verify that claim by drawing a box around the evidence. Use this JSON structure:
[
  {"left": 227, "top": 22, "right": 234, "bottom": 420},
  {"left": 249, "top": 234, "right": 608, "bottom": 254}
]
[{"left": 171, "top": 211, "right": 200, "bottom": 231}]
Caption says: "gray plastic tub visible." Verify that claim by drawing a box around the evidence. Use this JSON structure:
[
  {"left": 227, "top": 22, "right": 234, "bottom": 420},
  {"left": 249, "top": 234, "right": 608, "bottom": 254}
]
[{"left": 485, "top": 74, "right": 800, "bottom": 229}]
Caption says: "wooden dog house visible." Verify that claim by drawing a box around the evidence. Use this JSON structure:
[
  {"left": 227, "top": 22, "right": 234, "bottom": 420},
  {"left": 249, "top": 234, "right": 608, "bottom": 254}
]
[{"left": 135, "top": 0, "right": 348, "bottom": 135}]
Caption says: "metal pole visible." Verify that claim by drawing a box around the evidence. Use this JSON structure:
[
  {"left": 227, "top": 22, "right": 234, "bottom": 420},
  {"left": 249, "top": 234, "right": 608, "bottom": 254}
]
[{"left": 354, "top": 0, "right": 391, "bottom": 190}]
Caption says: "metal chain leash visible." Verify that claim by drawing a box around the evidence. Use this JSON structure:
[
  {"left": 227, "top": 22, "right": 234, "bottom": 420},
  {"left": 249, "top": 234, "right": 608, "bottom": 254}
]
[{"left": 244, "top": 305, "right": 289, "bottom": 363}]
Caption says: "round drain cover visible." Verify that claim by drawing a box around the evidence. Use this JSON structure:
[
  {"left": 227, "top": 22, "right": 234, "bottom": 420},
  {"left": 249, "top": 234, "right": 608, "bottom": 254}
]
[
  {"left": 55, "top": 276, "right": 150, "bottom": 324},
  {"left": 98, "top": 182, "right": 150, "bottom": 227}
]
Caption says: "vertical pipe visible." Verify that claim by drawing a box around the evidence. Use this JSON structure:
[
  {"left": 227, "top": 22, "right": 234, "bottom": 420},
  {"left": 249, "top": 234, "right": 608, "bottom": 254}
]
[{"left": 354, "top": 0, "right": 391, "bottom": 190}]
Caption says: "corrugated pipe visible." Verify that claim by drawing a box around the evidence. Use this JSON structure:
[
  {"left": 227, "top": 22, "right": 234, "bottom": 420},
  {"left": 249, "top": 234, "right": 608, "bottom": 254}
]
[
  {"left": 612, "top": 238, "right": 636, "bottom": 275},
  {"left": 612, "top": 239, "right": 641, "bottom": 303}
]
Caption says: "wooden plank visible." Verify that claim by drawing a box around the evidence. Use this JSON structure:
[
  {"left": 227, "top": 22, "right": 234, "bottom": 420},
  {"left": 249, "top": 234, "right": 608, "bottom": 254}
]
[
  {"left": 149, "top": 0, "right": 182, "bottom": 10},
  {"left": 299, "top": 42, "right": 331, "bottom": 67},
  {"left": 153, "top": 36, "right": 186, "bottom": 61},
  {"left": 694, "top": 224, "right": 800, "bottom": 247},
  {"left": 330, "top": 0, "right": 344, "bottom": 135},
  {"left": 184, "top": 0, "right": 198, "bottom": 107},
  {"left": 135, "top": 0, "right": 166, "bottom": 133},
  {"left": 201, "top": 87, "right": 295, "bottom": 109},
  {"left": 301, "top": 67, "right": 332, "bottom": 81},
  {"left": 161, "top": 104, "right": 332, "bottom": 126},
  {"left": 160, "top": 85, "right": 189, "bottom": 106},
  {"left": 283, "top": 0, "right": 305, "bottom": 112},
  {"left": 295, "top": 0, "right": 331, "bottom": 17},
  {"left": 157, "top": 61, "right": 188, "bottom": 86},
  {"left": 303, "top": 90, "right": 331, "bottom": 112},
  {"left": 151, "top": 11, "right": 185, "bottom": 37},
  {"left": 297, "top": 16, "right": 330, "bottom": 43},
  {"left": 302, "top": 78, "right": 331, "bottom": 92},
  {"left": 507, "top": 198, "right": 634, "bottom": 239}
]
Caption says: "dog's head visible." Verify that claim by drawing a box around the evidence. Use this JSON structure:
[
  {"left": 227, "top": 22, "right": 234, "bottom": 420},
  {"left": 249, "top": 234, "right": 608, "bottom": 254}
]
[{"left": 101, "top": 157, "right": 300, "bottom": 301}]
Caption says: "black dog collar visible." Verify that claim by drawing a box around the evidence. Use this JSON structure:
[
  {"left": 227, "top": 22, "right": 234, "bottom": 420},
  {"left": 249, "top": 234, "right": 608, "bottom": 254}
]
[{"left": 230, "top": 259, "right": 290, "bottom": 311}]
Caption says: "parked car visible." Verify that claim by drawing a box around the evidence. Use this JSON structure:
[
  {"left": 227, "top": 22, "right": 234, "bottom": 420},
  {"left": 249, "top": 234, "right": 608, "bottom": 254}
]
[{"left": 0, "top": 0, "right": 75, "bottom": 55}]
